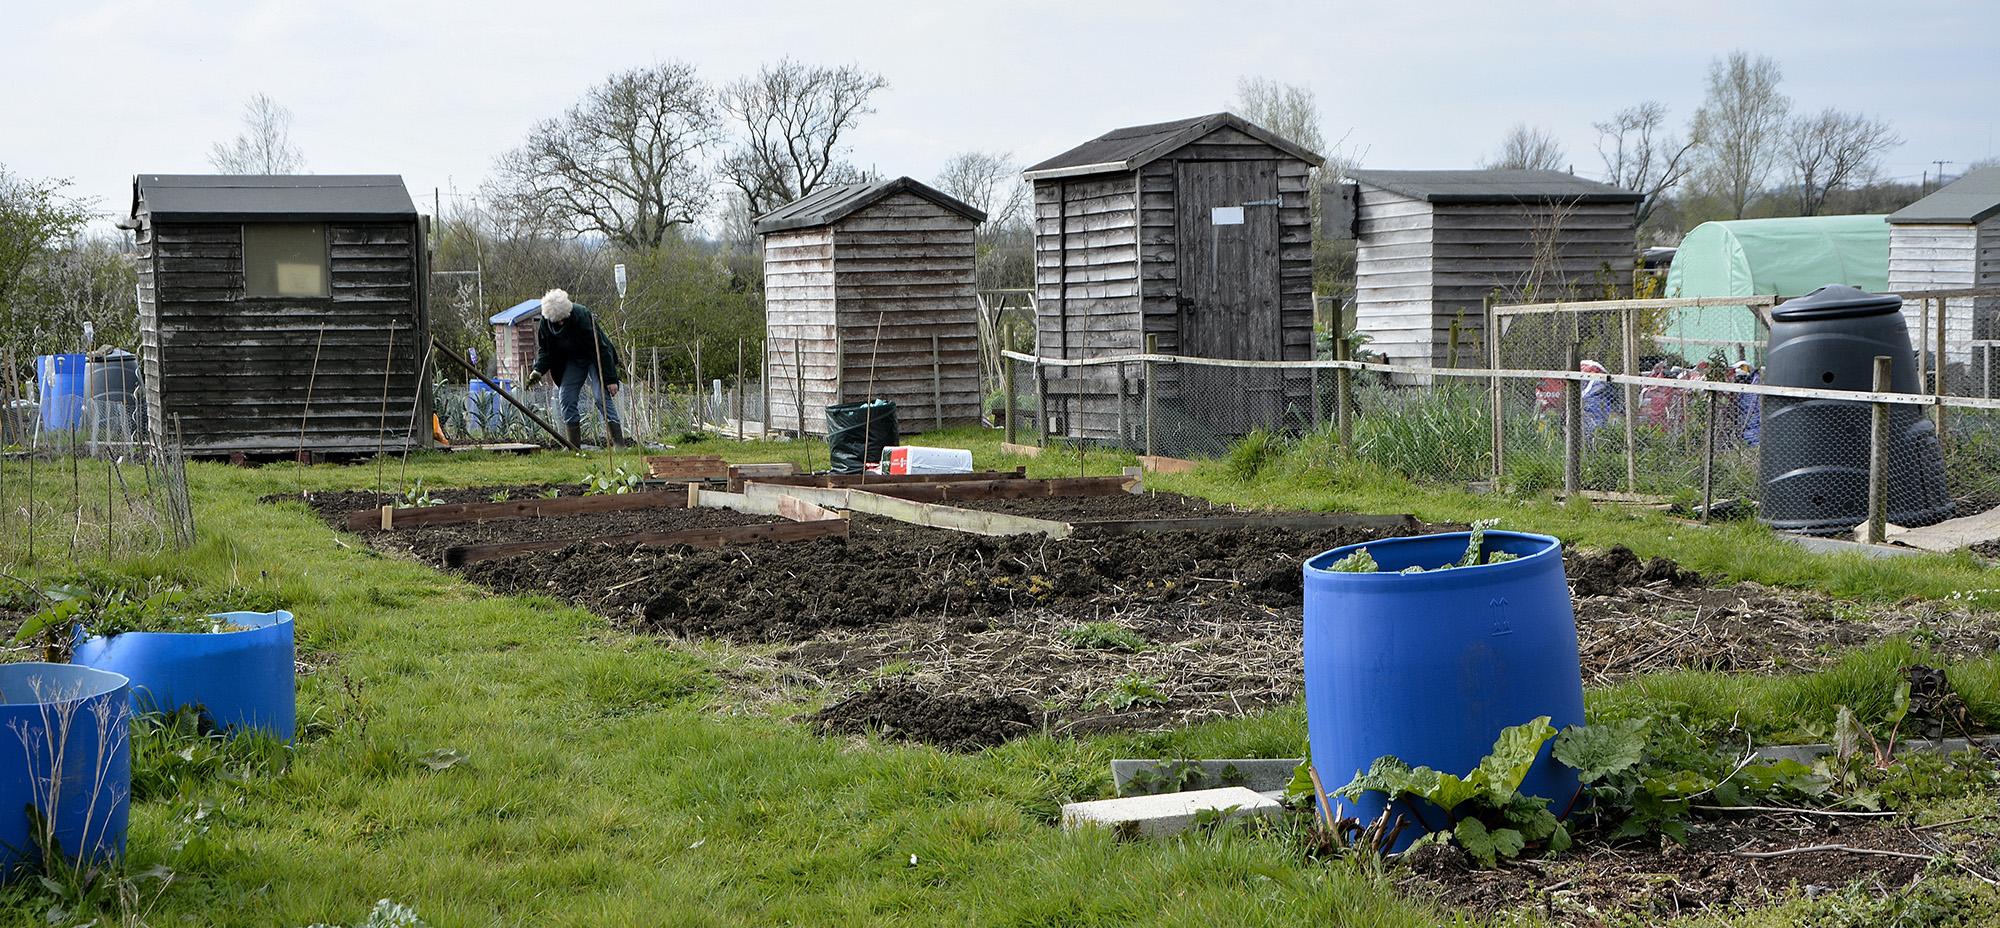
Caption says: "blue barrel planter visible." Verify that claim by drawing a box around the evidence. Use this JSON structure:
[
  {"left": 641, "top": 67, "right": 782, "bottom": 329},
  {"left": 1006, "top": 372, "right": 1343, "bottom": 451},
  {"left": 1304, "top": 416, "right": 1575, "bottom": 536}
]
[
  {"left": 0, "top": 663, "right": 131, "bottom": 873},
  {"left": 466, "top": 379, "right": 515, "bottom": 436},
  {"left": 72, "top": 611, "right": 295, "bottom": 740},
  {"left": 1303, "top": 531, "right": 1585, "bottom": 847},
  {"left": 35, "top": 354, "right": 87, "bottom": 431}
]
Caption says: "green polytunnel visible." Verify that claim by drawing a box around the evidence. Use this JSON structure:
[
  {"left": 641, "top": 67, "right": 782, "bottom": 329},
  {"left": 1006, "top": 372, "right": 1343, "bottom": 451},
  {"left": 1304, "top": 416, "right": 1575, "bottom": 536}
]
[{"left": 1660, "top": 215, "right": 1890, "bottom": 363}]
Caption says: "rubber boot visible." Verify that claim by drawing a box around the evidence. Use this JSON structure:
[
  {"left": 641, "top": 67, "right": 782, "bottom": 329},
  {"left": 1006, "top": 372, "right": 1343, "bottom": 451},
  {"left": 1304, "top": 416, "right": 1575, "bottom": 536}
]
[
  {"left": 607, "top": 420, "right": 632, "bottom": 449},
  {"left": 564, "top": 422, "right": 582, "bottom": 449}
]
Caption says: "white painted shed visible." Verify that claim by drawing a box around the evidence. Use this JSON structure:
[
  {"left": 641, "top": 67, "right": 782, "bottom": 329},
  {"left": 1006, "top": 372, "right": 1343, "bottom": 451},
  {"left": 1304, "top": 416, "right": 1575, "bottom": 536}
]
[{"left": 1886, "top": 166, "right": 2000, "bottom": 396}]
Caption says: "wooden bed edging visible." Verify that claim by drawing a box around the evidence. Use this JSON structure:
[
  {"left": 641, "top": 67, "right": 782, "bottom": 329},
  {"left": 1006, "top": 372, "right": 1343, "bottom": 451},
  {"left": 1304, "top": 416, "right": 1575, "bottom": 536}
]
[{"left": 347, "top": 490, "right": 688, "bottom": 532}]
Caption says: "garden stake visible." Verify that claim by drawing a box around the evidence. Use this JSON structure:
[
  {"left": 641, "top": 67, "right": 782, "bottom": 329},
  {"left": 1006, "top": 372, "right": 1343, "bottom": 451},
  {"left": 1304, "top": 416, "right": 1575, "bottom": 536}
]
[
  {"left": 296, "top": 320, "right": 327, "bottom": 497},
  {"left": 375, "top": 321, "right": 397, "bottom": 508}
]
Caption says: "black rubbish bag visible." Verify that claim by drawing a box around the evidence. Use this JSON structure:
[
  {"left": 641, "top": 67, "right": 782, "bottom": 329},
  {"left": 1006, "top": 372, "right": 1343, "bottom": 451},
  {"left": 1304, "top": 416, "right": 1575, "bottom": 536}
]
[{"left": 827, "top": 400, "right": 899, "bottom": 475}]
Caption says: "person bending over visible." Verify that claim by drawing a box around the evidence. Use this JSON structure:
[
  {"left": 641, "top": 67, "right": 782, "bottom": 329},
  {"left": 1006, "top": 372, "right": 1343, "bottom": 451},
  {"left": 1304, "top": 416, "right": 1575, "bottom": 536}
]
[{"left": 525, "top": 288, "right": 629, "bottom": 448}]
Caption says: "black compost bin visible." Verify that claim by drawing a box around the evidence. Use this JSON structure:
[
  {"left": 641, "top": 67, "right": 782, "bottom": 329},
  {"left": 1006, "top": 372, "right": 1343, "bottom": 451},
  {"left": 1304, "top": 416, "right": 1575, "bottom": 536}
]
[
  {"left": 827, "top": 399, "right": 898, "bottom": 475},
  {"left": 1758, "top": 285, "right": 1953, "bottom": 533}
]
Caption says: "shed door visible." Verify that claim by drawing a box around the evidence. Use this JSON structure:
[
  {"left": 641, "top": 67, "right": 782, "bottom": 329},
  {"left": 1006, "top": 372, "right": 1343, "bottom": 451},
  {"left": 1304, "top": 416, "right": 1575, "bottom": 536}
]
[{"left": 1175, "top": 160, "right": 1282, "bottom": 431}]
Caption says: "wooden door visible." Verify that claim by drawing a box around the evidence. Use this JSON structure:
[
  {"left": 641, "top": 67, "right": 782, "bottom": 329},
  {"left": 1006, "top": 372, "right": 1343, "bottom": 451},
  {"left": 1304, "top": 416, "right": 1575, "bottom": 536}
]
[{"left": 1175, "top": 160, "right": 1282, "bottom": 432}]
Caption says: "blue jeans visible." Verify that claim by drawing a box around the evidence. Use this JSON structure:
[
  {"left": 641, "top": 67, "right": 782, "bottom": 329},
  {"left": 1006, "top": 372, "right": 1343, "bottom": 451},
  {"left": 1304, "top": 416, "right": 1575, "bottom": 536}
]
[{"left": 557, "top": 364, "right": 621, "bottom": 427}]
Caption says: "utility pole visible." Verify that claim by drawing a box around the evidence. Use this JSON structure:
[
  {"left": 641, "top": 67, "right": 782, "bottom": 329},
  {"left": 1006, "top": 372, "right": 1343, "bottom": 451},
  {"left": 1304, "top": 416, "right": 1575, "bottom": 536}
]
[{"left": 1934, "top": 160, "right": 1954, "bottom": 190}]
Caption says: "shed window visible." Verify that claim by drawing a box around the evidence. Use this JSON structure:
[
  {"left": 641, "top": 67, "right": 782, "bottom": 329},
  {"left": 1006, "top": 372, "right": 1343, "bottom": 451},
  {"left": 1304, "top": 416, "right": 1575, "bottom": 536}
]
[{"left": 244, "top": 223, "right": 329, "bottom": 297}]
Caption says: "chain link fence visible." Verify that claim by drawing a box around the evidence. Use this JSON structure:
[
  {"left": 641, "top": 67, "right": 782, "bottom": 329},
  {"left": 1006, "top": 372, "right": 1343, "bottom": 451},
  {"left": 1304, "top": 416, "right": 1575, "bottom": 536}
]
[{"left": 999, "top": 294, "right": 2000, "bottom": 531}]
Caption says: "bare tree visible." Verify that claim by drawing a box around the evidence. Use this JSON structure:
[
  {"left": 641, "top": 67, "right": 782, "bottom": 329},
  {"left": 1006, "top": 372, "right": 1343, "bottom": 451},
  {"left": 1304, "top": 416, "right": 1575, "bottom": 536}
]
[
  {"left": 485, "top": 62, "right": 719, "bottom": 251},
  {"left": 208, "top": 94, "right": 308, "bottom": 174},
  {"left": 721, "top": 59, "right": 888, "bottom": 216},
  {"left": 934, "top": 151, "right": 1025, "bottom": 227},
  {"left": 1483, "top": 124, "right": 1567, "bottom": 171},
  {"left": 1786, "top": 108, "right": 1901, "bottom": 216},
  {"left": 1689, "top": 51, "right": 1791, "bottom": 219},
  {"left": 1594, "top": 102, "right": 1697, "bottom": 229}
]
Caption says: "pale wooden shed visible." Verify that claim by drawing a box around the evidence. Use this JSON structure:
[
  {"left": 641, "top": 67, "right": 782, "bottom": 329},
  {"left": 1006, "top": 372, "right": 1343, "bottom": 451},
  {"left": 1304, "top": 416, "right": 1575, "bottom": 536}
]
[
  {"left": 1886, "top": 166, "right": 2000, "bottom": 395},
  {"left": 1345, "top": 170, "right": 1640, "bottom": 377},
  {"left": 757, "top": 177, "right": 987, "bottom": 435},
  {"left": 1022, "top": 113, "right": 1321, "bottom": 440}
]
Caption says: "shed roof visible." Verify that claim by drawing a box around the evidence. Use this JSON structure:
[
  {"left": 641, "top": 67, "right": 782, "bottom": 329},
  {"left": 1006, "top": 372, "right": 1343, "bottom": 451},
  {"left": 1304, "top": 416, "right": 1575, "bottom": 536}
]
[
  {"left": 1887, "top": 167, "right": 2000, "bottom": 225},
  {"left": 753, "top": 176, "right": 986, "bottom": 234},
  {"left": 131, "top": 174, "right": 418, "bottom": 222},
  {"left": 1022, "top": 112, "right": 1323, "bottom": 181},
  {"left": 491, "top": 299, "right": 543, "bottom": 326},
  {"left": 1346, "top": 169, "right": 1643, "bottom": 205}
]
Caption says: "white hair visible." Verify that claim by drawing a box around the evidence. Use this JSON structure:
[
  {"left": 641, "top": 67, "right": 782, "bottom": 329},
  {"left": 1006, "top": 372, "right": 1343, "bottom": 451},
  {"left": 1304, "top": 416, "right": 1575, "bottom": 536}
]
[{"left": 540, "top": 289, "right": 574, "bottom": 323}]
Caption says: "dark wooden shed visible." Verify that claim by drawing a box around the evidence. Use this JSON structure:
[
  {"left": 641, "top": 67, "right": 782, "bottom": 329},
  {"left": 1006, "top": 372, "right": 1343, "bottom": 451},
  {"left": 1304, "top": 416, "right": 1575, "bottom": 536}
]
[
  {"left": 757, "top": 176, "right": 986, "bottom": 435},
  {"left": 1021, "top": 112, "right": 1322, "bottom": 439},
  {"left": 126, "top": 175, "right": 428, "bottom": 455}
]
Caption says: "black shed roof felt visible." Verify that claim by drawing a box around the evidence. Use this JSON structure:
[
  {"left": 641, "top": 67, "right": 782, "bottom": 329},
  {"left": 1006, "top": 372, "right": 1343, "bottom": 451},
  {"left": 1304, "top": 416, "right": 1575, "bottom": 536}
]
[
  {"left": 1345, "top": 169, "right": 1643, "bottom": 205},
  {"left": 131, "top": 175, "right": 418, "bottom": 222},
  {"left": 752, "top": 176, "right": 986, "bottom": 234},
  {"left": 1888, "top": 167, "right": 2000, "bottom": 225},
  {"left": 1022, "top": 112, "right": 1324, "bottom": 181}
]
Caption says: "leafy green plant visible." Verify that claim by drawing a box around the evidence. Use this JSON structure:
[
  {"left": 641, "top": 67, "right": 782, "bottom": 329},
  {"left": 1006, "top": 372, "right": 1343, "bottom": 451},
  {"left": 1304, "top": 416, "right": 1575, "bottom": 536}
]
[
  {"left": 131, "top": 706, "right": 291, "bottom": 801},
  {"left": 1061, "top": 622, "right": 1146, "bottom": 653},
  {"left": 1094, "top": 675, "right": 1168, "bottom": 711},
  {"left": 1335, "top": 717, "right": 1572, "bottom": 867},
  {"left": 12, "top": 575, "right": 281, "bottom": 650},
  {"left": 582, "top": 466, "right": 646, "bottom": 495},
  {"left": 1323, "top": 520, "right": 1519, "bottom": 575},
  {"left": 398, "top": 478, "right": 443, "bottom": 507}
]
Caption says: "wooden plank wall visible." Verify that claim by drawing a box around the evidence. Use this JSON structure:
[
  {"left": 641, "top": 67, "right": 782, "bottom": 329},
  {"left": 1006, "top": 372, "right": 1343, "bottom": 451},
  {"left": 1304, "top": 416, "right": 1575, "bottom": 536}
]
[
  {"left": 1354, "top": 189, "right": 1637, "bottom": 379},
  {"left": 764, "top": 194, "right": 983, "bottom": 434},
  {"left": 1035, "top": 125, "right": 1318, "bottom": 440},
  {"left": 764, "top": 226, "right": 837, "bottom": 433},
  {"left": 492, "top": 322, "right": 537, "bottom": 383},
  {"left": 1890, "top": 222, "right": 1980, "bottom": 377},
  {"left": 141, "top": 220, "right": 426, "bottom": 453}
]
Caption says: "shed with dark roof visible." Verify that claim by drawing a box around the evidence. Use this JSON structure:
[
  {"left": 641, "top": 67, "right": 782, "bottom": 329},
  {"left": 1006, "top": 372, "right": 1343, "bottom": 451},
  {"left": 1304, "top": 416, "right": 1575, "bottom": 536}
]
[
  {"left": 1022, "top": 113, "right": 1322, "bottom": 443},
  {"left": 754, "top": 176, "right": 986, "bottom": 434},
  {"left": 126, "top": 174, "right": 429, "bottom": 455},
  {"left": 1344, "top": 169, "right": 1640, "bottom": 378},
  {"left": 1886, "top": 167, "right": 2000, "bottom": 395}
]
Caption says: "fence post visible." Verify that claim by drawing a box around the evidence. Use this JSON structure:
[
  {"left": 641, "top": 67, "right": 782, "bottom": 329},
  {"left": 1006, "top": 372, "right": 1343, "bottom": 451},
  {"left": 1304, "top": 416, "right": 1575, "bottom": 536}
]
[
  {"left": 833, "top": 336, "right": 844, "bottom": 405},
  {"left": 1143, "top": 334, "right": 1157, "bottom": 460},
  {"left": 794, "top": 338, "right": 807, "bottom": 437},
  {"left": 1622, "top": 307, "right": 1637, "bottom": 494},
  {"left": 1115, "top": 361, "right": 1128, "bottom": 448},
  {"left": 1485, "top": 295, "right": 1502, "bottom": 479},
  {"left": 1867, "top": 355, "right": 1892, "bottom": 543},
  {"left": 1003, "top": 354, "right": 1017, "bottom": 446},
  {"left": 932, "top": 333, "right": 943, "bottom": 432},
  {"left": 1335, "top": 331, "right": 1352, "bottom": 450},
  {"left": 761, "top": 337, "right": 770, "bottom": 440},
  {"left": 1564, "top": 340, "right": 1581, "bottom": 497},
  {"left": 693, "top": 341, "right": 704, "bottom": 429},
  {"left": 1035, "top": 356, "right": 1050, "bottom": 449},
  {"left": 1936, "top": 297, "right": 1950, "bottom": 454},
  {"left": 735, "top": 337, "right": 745, "bottom": 440},
  {"left": 1701, "top": 389, "right": 1717, "bottom": 523}
]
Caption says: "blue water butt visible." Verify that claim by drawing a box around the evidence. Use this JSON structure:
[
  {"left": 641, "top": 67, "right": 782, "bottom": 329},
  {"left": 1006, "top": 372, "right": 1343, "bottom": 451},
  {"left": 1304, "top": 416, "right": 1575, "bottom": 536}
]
[
  {"left": 1303, "top": 531, "right": 1585, "bottom": 847},
  {"left": 0, "top": 663, "right": 131, "bottom": 874},
  {"left": 466, "top": 379, "right": 515, "bottom": 435},
  {"left": 72, "top": 611, "right": 295, "bottom": 740},
  {"left": 35, "top": 354, "right": 87, "bottom": 431}
]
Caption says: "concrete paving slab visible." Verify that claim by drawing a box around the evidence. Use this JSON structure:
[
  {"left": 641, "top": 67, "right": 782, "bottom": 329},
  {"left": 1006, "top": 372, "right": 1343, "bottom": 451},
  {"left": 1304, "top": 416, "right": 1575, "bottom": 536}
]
[
  {"left": 1061, "top": 787, "right": 1281, "bottom": 839},
  {"left": 1886, "top": 504, "right": 2000, "bottom": 553}
]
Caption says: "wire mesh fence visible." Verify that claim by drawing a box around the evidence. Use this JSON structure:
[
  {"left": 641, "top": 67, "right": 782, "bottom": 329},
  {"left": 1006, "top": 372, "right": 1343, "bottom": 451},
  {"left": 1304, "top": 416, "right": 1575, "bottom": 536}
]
[
  {"left": 431, "top": 377, "right": 771, "bottom": 448},
  {"left": 1000, "top": 341, "right": 2000, "bottom": 533}
]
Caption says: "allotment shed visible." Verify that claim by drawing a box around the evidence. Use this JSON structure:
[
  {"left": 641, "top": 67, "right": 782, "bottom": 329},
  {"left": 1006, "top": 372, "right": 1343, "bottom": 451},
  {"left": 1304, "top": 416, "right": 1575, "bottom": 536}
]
[
  {"left": 757, "top": 176, "right": 987, "bottom": 435},
  {"left": 1346, "top": 169, "right": 1640, "bottom": 376},
  {"left": 489, "top": 298, "right": 542, "bottom": 383},
  {"left": 1887, "top": 166, "right": 2000, "bottom": 395},
  {"left": 1022, "top": 113, "right": 1322, "bottom": 441},
  {"left": 126, "top": 175, "right": 427, "bottom": 455}
]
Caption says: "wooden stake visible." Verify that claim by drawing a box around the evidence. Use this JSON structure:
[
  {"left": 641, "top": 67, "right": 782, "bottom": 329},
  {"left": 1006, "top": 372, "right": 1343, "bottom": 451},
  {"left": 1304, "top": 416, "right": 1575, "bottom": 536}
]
[{"left": 1867, "top": 355, "right": 1892, "bottom": 542}]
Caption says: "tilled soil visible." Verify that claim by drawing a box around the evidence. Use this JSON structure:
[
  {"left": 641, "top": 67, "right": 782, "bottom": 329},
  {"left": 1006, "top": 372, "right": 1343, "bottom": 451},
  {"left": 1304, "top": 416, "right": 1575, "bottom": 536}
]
[{"left": 281, "top": 482, "right": 2000, "bottom": 922}]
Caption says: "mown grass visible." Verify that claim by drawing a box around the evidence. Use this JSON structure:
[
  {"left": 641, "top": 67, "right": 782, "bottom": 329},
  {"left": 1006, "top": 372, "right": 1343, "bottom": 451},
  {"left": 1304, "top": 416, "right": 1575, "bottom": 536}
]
[{"left": 0, "top": 430, "right": 1994, "bottom": 925}]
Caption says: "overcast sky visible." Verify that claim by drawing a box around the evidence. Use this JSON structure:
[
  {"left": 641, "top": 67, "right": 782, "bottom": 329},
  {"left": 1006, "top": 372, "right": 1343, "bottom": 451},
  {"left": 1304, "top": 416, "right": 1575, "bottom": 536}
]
[{"left": 4, "top": 0, "right": 1996, "bottom": 232}]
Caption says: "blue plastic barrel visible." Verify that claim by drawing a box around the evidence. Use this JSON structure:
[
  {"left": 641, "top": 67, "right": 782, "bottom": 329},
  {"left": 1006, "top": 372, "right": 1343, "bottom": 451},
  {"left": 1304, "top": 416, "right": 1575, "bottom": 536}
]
[
  {"left": 1303, "top": 531, "right": 1585, "bottom": 847},
  {"left": 35, "top": 354, "right": 87, "bottom": 431},
  {"left": 466, "top": 379, "right": 515, "bottom": 436},
  {"left": 72, "top": 611, "right": 295, "bottom": 740},
  {"left": 0, "top": 663, "right": 131, "bottom": 873}
]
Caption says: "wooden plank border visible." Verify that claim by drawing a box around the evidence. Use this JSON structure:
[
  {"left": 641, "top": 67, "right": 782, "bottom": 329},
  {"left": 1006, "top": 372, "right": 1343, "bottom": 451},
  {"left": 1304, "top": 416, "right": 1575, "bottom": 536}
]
[{"left": 348, "top": 490, "right": 687, "bottom": 532}]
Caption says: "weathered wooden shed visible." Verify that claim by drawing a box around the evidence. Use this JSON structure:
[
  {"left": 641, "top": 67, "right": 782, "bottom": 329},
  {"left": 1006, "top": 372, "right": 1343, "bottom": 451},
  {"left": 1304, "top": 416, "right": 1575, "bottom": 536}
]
[
  {"left": 1887, "top": 166, "right": 2000, "bottom": 395},
  {"left": 1022, "top": 113, "right": 1321, "bottom": 440},
  {"left": 757, "top": 176, "right": 986, "bottom": 435},
  {"left": 1345, "top": 169, "right": 1640, "bottom": 376},
  {"left": 126, "top": 175, "right": 427, "bottom": 455},
  {"left": 489, "top": 298, "right": 542, "bottom": 384}
]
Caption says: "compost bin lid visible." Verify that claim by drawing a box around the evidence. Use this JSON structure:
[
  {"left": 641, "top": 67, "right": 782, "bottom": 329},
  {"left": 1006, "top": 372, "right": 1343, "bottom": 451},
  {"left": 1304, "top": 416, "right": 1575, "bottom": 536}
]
[{"left": 1771, "top": 284, "right": 1904, "bottom": 321}]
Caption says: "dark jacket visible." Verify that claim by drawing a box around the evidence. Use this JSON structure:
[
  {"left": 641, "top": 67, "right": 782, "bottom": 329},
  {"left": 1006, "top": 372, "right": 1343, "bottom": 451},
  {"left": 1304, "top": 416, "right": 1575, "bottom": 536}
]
[{"left": 531, "top": 304, "right": 622, "bottom": 385}]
